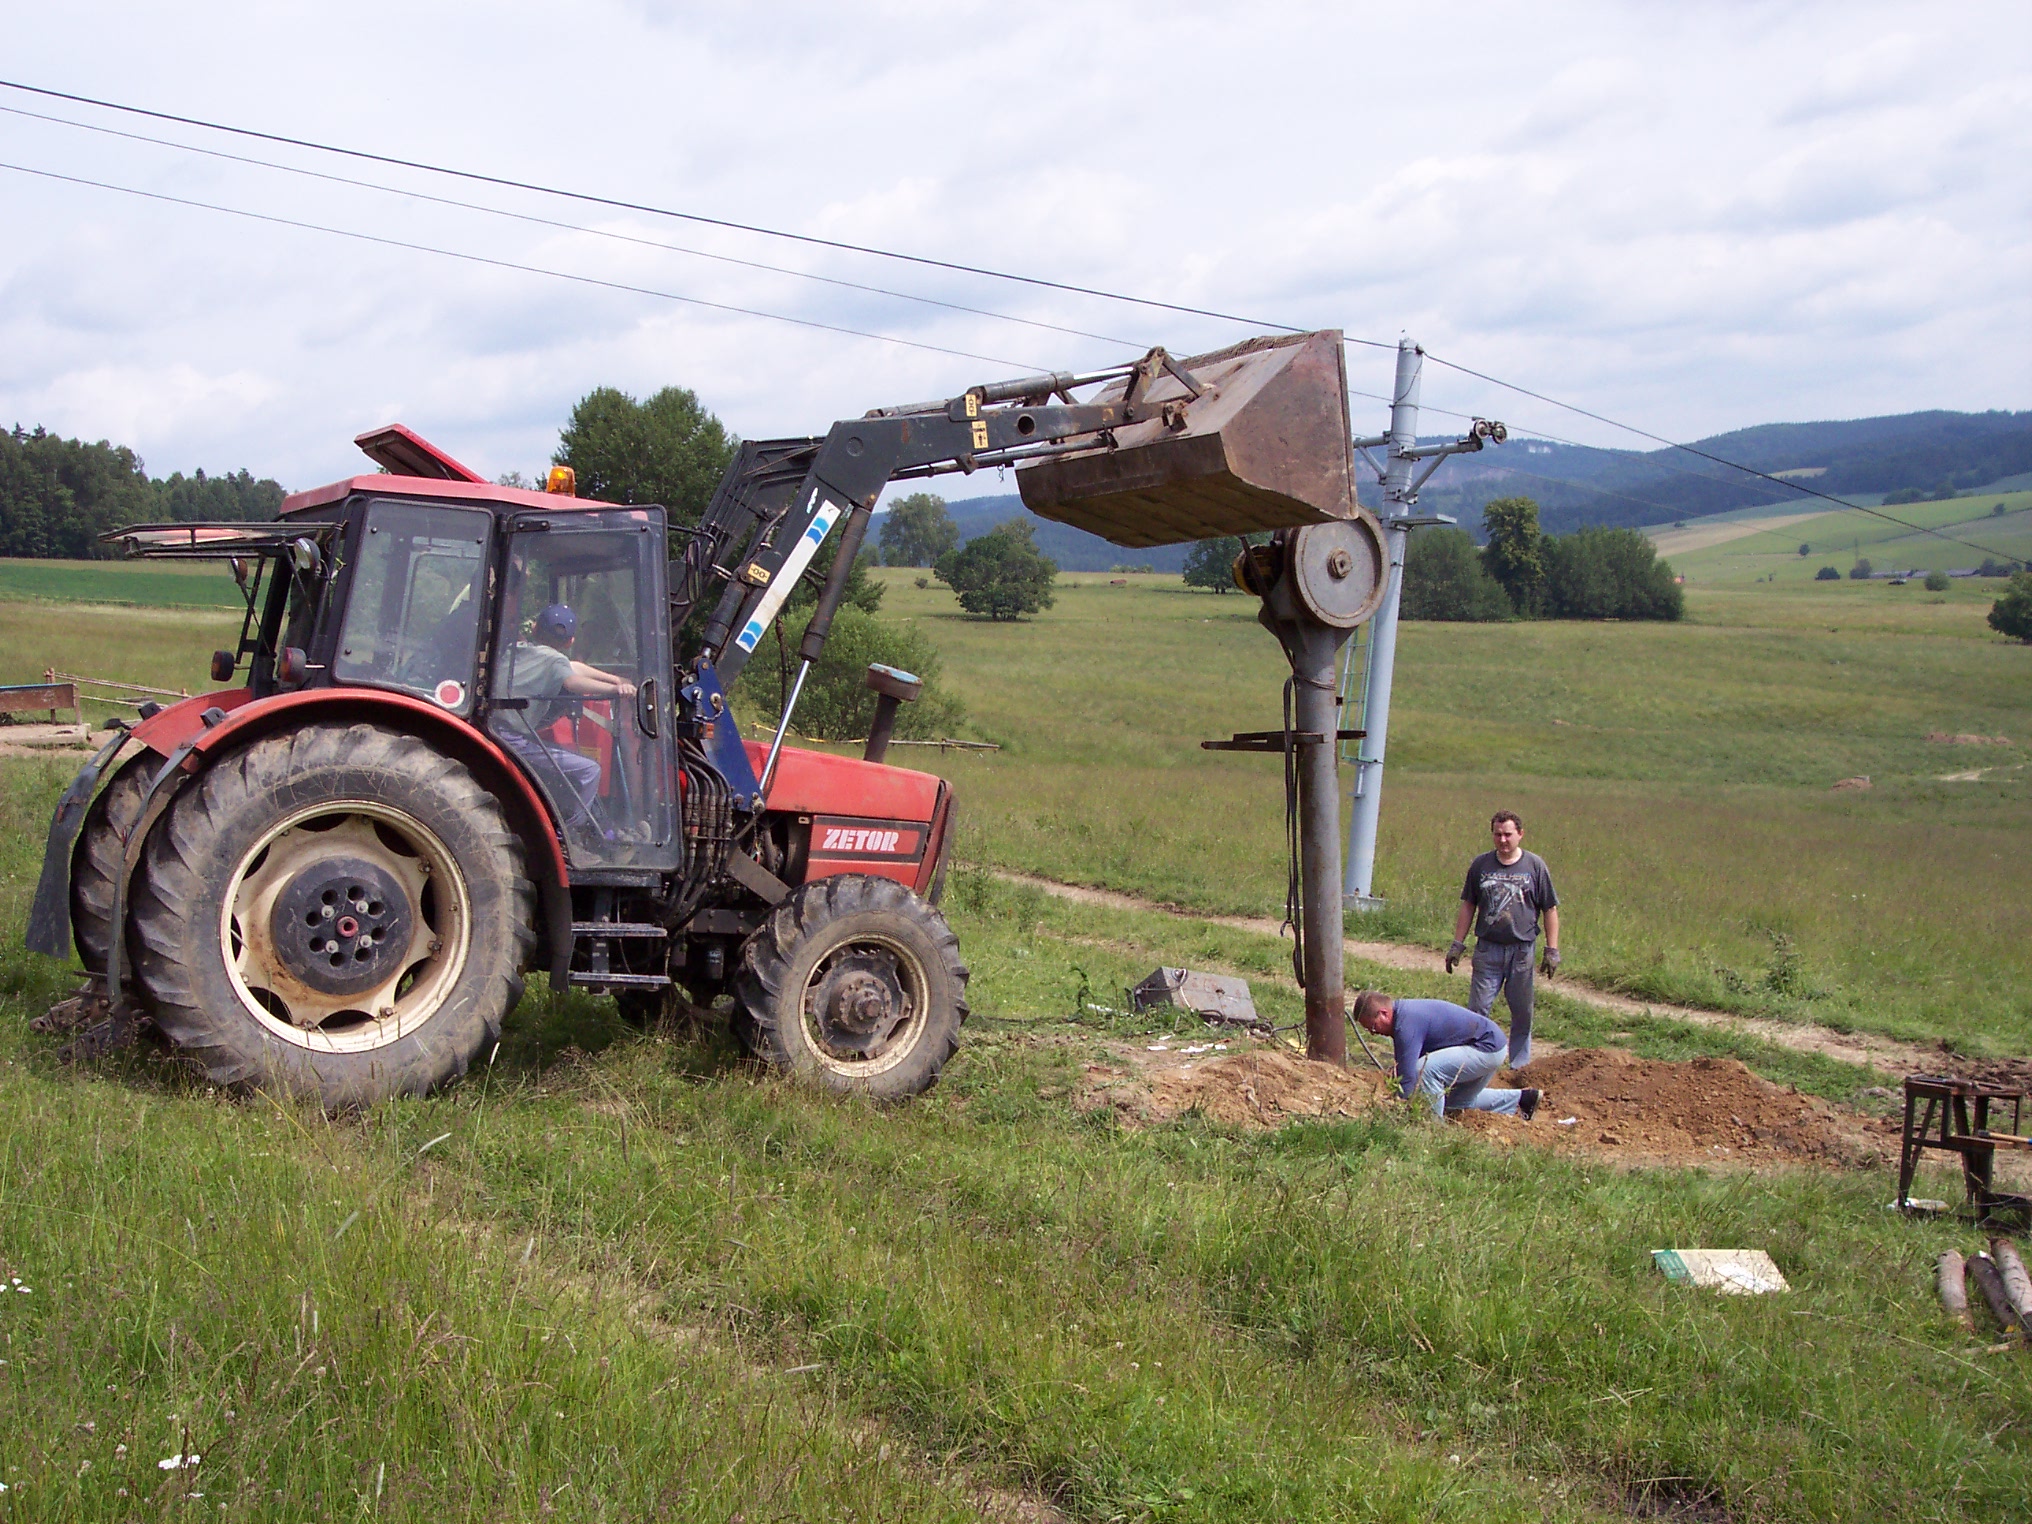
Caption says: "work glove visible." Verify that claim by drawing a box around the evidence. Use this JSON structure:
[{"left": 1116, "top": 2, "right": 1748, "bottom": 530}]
[
  {"left": 1445, "top": 940, "right": 1467, "bottom": 975},
  {"left": 1540, "top": 946, "right": 1561, "bottom": 978}
]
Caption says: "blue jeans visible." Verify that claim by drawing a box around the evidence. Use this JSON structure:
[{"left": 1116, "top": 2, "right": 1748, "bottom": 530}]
[
  {"left": 1469, "top": 939, "right": 1536, "bottom": 1068},
  {"left": 1414, "top": 1043, "right": 1525, "bottom": 1118}
]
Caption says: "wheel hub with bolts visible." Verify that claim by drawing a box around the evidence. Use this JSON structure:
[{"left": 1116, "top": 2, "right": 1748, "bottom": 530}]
[
  {"left": 224, "top": 807, "right": 467, "bottom": 1047},
  {"left": 269, "top": 856, "right": 411, "bottom": 996},
  {"left": 806, "top": 949, "right": 913, "bottom": 1060}
]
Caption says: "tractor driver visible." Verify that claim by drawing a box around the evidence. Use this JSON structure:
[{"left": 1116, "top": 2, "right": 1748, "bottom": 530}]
[{"left": 501, "top": 603, "right": 637, "bottom": 825}]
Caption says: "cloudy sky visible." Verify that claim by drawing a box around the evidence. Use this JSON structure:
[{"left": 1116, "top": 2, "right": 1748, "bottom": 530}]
[{"left": 2, "top": 1, "right": 2027, "bottom": 494}]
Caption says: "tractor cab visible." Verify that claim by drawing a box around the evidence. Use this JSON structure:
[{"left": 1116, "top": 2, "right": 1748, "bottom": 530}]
[
  {"left": 110, "top": 440, "right": 682, "bottom": 878},
  {"left": 306, "top": 491, "right": 678, "bottom": 875}
]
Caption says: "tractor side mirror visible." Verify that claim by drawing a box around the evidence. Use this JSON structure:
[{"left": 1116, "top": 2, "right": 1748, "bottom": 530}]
[
  {"left": 862, "top": 663, "right": 922, "bottom": 765},
  {"left": 211, "top": 650, "right": 236, "bottom": 684}
]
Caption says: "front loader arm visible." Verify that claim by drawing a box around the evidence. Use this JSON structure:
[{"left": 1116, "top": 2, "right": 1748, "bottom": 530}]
[{"left": 696, "top": 372, "right": 1186, "bottom": 688}]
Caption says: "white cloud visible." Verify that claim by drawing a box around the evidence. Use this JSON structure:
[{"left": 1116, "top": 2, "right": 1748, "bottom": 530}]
[{"left": 0, "top": 0, "right": 2023, "bottom": 487}]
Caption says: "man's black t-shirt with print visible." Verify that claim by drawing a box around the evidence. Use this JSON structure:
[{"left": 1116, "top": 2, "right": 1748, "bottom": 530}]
[{"left": 1461, "top": 850, "right": 1558, "bottom": 944}]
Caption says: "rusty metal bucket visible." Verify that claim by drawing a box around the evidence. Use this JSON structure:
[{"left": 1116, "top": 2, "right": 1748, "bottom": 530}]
[{"left": 1016, "top": 329, "right": 1356, "bottom": 548}]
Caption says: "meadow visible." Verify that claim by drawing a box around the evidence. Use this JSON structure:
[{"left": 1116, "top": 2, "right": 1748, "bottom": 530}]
[
  {"left": 0, "top": 553, "right": 2026, "bottom": 1519},
  {"left": 876, "top": 567, "right": 2030, "bottom": 1057},
  {"left": 1650, "top": 488, "right": 2032, "bottom": 585}
]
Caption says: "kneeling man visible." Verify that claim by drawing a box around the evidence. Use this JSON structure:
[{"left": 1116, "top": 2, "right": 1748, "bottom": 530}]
[{"left": 1352, "top": 989, "right": 1541, "bottom": 1121}]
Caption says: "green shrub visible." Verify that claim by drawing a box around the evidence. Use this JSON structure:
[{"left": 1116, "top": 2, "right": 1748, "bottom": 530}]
[
  {"left": 1181, "top": 534, "right": 1260, "bottom": 593},
  {"left": 935, "top": 521, "right": 1058, "bottom": 620},
  {"left": 1989, "top": 571, "right": 2032, "bottom": 643},
  {"left": 1401, "top": 526, "right": 1509, "bottom": 620},
  {"left": 1815, "top": 565, "right": 1841, "bottom": 580},
  {"left": 1923, "top": 568, "right": 1951, "bottom": 592},
  {"left": 735, "top": 604, "right": 965, "bottom": 739},
  {"left": 1849, "top": 558, "right": 1873, "bottom": 580},
  {"left": 1542, "top": 525, "right": 1684, "bottom": 620}
]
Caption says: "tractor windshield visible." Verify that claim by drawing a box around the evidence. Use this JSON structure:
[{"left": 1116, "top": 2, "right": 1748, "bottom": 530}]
[{"left": 333, "top": 501, "right": 490, "bottom": 713}]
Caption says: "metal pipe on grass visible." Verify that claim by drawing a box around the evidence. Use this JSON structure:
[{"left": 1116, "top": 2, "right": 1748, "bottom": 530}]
[
  {"left": 1937, "top": 1250, "right": 1972, "bottom": 1330},
  {"left": 1991, "top": 1238, "right": 2032, "bottom": 1324},
  {"left": 1968, "top": 1253, "right": 2022, "bottom": 1337}
]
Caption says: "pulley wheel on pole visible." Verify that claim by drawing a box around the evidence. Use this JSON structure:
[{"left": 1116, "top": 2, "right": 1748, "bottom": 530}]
[{"left": 1283, "top": 514, "right": 1387, "bottom": 630}]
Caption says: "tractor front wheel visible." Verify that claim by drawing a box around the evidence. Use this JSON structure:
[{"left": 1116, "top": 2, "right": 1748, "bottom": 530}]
[
  {"left": 734, "top": 875, "right": 967, "bottom": 1099},
  {"left": 130, "top": 723, "right": 535, "bottom": 1109}
]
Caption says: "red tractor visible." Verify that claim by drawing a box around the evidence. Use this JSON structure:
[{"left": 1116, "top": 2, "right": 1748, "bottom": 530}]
[{"left": 26, "top": 332, "right": 1359, "bottom": 1108}]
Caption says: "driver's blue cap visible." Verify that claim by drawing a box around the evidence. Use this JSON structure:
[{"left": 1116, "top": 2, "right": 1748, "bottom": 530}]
[{"left": 535, "top": 603, "right": 577, "bottom": 640}]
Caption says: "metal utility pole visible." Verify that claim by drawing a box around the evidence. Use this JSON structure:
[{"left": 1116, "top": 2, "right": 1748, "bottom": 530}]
[
  {"left": 1342, "top": 338, "right": 1507, "bottom": 909},
  {"left": 1212, "top": 519, "right": 1386, "bottom": 1064}
]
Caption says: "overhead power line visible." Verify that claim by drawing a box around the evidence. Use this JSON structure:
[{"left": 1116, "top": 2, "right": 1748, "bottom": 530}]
[
  {"left": 0, "top": 101, "right": 1150, "bottom": 355},
  {"left": 0, "top": 76, "right": 1398, "bottom": 350},
  {"left": 0, "top": 161, "right": 1044, "bottom": 372},
  {"left": 1422, "top": 350, "right": 2020, "bottom": 561},
  {"left": 2, "top": 77, "right": 2010, "bottom": 559}
]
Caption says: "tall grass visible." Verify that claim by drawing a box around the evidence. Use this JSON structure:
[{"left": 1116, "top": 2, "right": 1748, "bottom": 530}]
[{"left": 0, "top": 745, "right": 2023, "bottom": 1519}]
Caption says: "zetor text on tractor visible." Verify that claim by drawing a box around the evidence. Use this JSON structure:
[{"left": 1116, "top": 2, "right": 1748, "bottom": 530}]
[{"left": 26, "top": 330, "right": 1362, "bottom": 1109}]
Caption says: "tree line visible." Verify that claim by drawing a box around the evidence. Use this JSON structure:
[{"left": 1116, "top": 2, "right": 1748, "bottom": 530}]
[
  {"left": 1402, "top": 496, "right": 1682, "bottom": 621},
  {"left": 0, "top": 426, "right": 285, "bottom": 558},
  {"left": 1178, "top": 497, "right": 1682, "bottom": 621}
]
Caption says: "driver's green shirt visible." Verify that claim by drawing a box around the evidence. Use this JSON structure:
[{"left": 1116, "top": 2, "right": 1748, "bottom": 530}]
[{"left": 505, "top": 641, "right": 574, "bottom": 699}]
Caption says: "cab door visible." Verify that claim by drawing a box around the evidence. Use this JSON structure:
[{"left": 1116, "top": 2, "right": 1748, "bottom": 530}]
[{"left": 486, "top": 509, "right": 676, "bottom": 871}]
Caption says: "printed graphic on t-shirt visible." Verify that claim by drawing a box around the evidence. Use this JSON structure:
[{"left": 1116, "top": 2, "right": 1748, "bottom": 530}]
[{"left": 1464, "top": 851, "right": 1555, "bottom": 943}]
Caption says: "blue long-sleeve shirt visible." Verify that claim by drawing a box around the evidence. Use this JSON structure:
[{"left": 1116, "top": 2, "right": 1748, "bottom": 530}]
[{"left": 1388, "top": 998, "right": 1507, "bottom": 1098}]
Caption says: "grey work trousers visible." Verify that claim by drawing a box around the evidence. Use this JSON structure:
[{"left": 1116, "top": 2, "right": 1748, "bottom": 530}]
[{"left": 1469, "top": 939, "right": 1537, "bottom": 1068}]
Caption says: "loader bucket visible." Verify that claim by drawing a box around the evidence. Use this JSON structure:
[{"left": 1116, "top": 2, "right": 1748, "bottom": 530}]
[{"left": 1017, "top": 329, "right": 1356, "bottom": 548}]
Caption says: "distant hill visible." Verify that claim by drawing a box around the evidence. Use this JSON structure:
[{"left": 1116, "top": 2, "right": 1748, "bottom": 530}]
[
  {"left": 886, "top": 410, "right": 2032, "bottom": 558},
  {"left": 1416, "top": 409, "right": 2032, "bottom": 537},
  {"left": 880, "top": 492, "right": 1191, "bottom": 573}
]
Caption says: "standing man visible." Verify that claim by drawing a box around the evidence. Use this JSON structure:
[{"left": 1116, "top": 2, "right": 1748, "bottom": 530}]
[
  {"left": 1351, "top": 989, "right": 1540, "bottom": 1120},
  {"left": 1447, "top": 810, "right": 1559, "bottom": 1069}
]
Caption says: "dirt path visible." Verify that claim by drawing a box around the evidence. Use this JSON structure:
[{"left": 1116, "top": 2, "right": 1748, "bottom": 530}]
[{"left": 996, "top": 870, "right": 1947, "bottom": 1078}]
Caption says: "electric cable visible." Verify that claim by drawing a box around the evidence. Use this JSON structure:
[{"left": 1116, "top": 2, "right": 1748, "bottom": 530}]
[
  {"left": 0, "top": 101, "right": 1150, "bottom": 355},
  {"left": 0, "top": 77, "right": 1400, "bottom": 349},
  {"left": 4, "top": 76, "right": 2009, "bottom": 557},
  {"left": 0, "top": 160, "right": 1045, "bottom": 372},
  {"left": 1423, "top": 350, "right": 2022, "bottom": 561}
]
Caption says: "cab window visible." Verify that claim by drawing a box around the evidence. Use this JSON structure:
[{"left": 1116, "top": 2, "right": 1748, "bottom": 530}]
[{"left": 334, "top": 502, "right": 490, "bottom": 712}]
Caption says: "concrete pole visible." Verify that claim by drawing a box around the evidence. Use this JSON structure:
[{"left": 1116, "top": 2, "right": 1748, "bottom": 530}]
[
  {"left": 1292, "top": 620, "right": 1350, "bottom": 1065},
  {"left": 1344, "top": 338, "right": 1423, "bottom": 906}
]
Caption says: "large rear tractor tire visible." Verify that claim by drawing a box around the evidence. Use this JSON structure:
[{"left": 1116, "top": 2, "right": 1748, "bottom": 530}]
[
  {"left": 734, "top": 875, "right": 967, "bottom": 1099},
  {"left": 130, "top": 723, "right": 535, "bottom": 1109},
  {"left": 70, "top": 754, "right": 153, "bottom": 973}
]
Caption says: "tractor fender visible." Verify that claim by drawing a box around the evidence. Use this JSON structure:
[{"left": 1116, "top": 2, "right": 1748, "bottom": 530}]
[{"left": 130, "top": 688, "right": 571, "bottom": 970}]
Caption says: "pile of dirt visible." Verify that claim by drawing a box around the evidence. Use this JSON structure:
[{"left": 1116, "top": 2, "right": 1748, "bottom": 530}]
[
  {"left": 1469, "top": 1047, "right": 1877, "bottom": 1168},
  {"left": 1073, "top": 1038, "right": 1886, "bottom": 1172},
  {"left": 1078, "top": 1045, "right": 1394, "bottom": 1128}
]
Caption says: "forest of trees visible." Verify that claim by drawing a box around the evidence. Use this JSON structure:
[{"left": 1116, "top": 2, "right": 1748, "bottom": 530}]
[{"left": 0, "top": 426, "right": 285, "bottom": 558}]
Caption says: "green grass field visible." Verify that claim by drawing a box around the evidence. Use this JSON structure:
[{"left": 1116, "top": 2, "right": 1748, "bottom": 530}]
[
  {"left": 1651, "top": 490, "right": 2032, "bottom": 585},
  {"left": 0, "top": 557, "right": 244, "bottom": 609},
  {"left": 873, "top": 569, "right": 2030, "bottom": 1057},
  {"left": 0, "top": 559, "right": 2028, "bottom": 1519}
]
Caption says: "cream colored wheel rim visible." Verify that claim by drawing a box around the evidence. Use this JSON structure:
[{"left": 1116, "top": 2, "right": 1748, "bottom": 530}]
[
  {"left": 798, "top": 932, "right": 931, "bottom": 1079},
  {"left": 220, "top": 802, "right": 472, "bottom": 1054}
]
